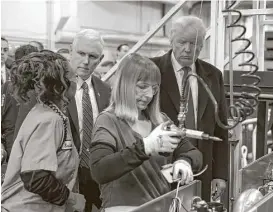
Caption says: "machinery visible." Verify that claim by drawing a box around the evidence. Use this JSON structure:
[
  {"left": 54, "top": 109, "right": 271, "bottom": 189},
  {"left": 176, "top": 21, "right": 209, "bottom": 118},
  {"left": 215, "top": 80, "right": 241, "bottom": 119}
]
[{"left": 102, "top": 0, "right": 273, "bottom": 211}]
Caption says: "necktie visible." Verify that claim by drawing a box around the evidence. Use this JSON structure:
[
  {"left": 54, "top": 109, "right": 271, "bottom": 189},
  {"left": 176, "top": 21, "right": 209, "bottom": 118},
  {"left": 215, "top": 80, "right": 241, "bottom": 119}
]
[
  {"left": 181, "top": 67, "right": 197, "bottom": 146},
  {"left": 80, "top": 82, "right": 93, "bottom": 168}
]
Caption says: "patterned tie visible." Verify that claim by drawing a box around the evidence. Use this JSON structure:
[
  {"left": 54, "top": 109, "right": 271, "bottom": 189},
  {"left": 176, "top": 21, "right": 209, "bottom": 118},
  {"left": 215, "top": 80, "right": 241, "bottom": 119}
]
[
  {"left": 181, "top": 67, "right": 197, "bottom": 146},
  {"left": 80, "top": 82, "right": 93, "bottom": 168}
]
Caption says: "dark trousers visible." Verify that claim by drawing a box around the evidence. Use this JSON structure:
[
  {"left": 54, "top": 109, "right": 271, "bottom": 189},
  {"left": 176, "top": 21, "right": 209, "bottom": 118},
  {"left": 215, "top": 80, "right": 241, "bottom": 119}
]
[{"left": 79, "top": 166, "right": 102, "bottom": 212}]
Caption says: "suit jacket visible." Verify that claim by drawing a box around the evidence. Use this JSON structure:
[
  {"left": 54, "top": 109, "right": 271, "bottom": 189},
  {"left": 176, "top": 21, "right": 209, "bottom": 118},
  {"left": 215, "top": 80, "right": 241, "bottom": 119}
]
[
  {"left": 151, "top": 50, "right": 228, "bottom": 201},
  {"left": 1, "top": 81, "right": 19, "bottom": 157},
  {"left": 67, "top": 75, "right": 111, "bottom": 151}
]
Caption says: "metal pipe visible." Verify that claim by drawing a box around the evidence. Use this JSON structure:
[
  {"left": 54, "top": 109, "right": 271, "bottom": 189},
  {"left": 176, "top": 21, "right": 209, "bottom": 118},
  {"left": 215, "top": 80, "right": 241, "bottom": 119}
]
[
  {"left": 102, "top": 0, "right": 187, "bottom": 82},
  {"left": 228, "top": 0, "right": 234, "bottom": 109}
]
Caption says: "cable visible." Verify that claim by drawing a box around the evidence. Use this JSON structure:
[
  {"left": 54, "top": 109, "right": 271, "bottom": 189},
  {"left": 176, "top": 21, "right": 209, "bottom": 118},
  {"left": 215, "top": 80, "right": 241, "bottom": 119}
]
[
  {"left": 178, "top": 1, "right": 261, "bottom": 130},
  {"left": 221, "top": 0, "right": 261, "bottom": 129}
]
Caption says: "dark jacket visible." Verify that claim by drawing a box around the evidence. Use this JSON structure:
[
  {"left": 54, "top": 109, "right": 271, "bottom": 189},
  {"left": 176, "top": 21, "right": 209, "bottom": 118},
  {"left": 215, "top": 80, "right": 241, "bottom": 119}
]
[
  {"left": 1, "top": 81, "right": 19, "bottom": 157},
  {"left": 151, "top": 50, "right": 228, "bottom": 201}
]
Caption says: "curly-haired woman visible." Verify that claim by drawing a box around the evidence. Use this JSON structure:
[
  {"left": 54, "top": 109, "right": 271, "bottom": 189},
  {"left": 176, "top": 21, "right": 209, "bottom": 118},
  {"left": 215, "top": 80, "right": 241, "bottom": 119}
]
[{"left": 1, "top": 51, "right": 85, "bottom": 212}]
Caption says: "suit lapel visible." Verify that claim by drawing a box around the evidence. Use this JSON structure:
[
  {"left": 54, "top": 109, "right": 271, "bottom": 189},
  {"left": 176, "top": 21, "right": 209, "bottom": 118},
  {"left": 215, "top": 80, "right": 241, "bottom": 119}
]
[
  {"left": 195, "top": 59, "right": 212, "bottom": 128},
  {"left": 160, "top": 51, "right": 180, "bottom": 112},
  {"left": 92, "top": 76, "right": 104, "bottom": 113},
  {"left": 68, "top": 97, "right": 79, "bottom": 135}
]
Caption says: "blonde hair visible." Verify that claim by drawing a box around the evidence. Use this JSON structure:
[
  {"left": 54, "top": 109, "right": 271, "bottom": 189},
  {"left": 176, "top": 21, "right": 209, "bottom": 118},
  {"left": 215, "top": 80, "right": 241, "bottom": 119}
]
[
  {"left": 106, "top": 53, "right": 164, "bottom": 125},
  {"left": 170, "top": 16, "right": 206, "bottom": 45}
]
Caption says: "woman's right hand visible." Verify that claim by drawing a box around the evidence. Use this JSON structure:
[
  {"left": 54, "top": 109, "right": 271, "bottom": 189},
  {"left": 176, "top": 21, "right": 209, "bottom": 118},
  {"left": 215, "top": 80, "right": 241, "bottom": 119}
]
[
  {"left": 67, "top": 192, "right": 86, "bottom": 212},
  {"left": 143, "top": 122, "right": 182, "bottom": 156}
]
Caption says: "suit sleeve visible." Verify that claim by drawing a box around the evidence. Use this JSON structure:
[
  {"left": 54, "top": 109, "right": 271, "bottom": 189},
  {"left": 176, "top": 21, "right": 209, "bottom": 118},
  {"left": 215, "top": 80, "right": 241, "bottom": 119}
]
[
  {"left": 1, "top": 83, "right": 19, "bottom": 157},
  {"left": 212, "top": 72, "right": 229, "bottom": 180}
]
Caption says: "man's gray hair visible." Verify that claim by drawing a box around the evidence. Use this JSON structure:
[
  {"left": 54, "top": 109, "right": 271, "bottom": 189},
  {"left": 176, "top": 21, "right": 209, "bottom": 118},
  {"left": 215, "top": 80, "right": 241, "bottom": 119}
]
[
  {"left": 72, "top": 29, "right": 105, "bottom": 49},
  {"left": 170, "top": 16, "right": 206, "bottom": 42}
]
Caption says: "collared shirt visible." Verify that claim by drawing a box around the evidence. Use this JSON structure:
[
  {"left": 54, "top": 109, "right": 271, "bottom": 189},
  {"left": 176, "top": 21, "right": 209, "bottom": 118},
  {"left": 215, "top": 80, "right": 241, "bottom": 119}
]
[
  {"left": 1, "top": 64, "right": 7, "bottom": 83},
  {"left": 171, "top": 52, "right": 198, "bottom": 127},
  {"left": 75, "top": 75, "right": 99, "bottom": 141}
]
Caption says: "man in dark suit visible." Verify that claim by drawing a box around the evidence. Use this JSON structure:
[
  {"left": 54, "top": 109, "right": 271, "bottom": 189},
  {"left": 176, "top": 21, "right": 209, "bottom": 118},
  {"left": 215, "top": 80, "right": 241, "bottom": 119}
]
[
  {"left": 151, "top": 16, "right": 228, "bottom": 202},
  {"left": 69, "top": 29, "right": 111, "bottom": 212}
]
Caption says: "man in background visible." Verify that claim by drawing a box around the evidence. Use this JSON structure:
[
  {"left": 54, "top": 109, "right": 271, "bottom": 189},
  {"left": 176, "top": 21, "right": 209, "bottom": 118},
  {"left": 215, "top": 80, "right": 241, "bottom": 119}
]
[
  {"left": 69, "top": 29, "right": 111, "bottom": 212},
  {"left": 151, "top": 16, "right": 228, "bottom": 203},
  {"left": 29, "top": 40, "right": 44, "bottom": 51},
  {"left": 1, "top": 37, "right": 9, "bottom": 84},
  {"left": 116, "top": 43, "right": 129, "bottom": 62},
  {"left": 57, "top": 48, "right": 71, "bottom": 61}
]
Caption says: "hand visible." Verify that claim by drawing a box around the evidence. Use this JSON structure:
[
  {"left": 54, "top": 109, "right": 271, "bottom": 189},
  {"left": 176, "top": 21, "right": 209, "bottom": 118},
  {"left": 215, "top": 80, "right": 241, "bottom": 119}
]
[
  {"left": 172, "top": 160, "right": 193, "bottom": 184},
  {"left": 1, "top": 144, "right": 7, "bottom": 164},
  {"left": 143, "top": 122, "right": 181, "bottom": 156},
  {"left": 67, "top": 192, "right": 86, "bottom": 212},
  {"left": 211, "top": 178, "right": 227, "bottom": 201}
]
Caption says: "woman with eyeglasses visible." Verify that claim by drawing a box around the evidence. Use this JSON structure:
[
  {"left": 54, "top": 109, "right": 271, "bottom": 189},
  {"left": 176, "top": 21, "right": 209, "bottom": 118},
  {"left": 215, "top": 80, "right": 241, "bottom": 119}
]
[
  {"left": 1, "top": 51, "right": 85, "bottom": 212},
  {"left": 90, "top": 53, "right": 202, "bottom": 211}
]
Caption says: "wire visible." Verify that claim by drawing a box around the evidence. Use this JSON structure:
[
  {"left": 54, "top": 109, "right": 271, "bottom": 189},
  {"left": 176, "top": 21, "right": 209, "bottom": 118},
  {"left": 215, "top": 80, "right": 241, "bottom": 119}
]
[{"left": 169, "top": 180, "right": 190, "bottom": 212}]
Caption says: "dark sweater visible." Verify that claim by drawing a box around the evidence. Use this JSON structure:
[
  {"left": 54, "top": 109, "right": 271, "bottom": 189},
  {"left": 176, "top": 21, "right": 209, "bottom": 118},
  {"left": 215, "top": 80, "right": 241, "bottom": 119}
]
[{"left": 90, "top": 112, "right": 202, "bottom": 208}]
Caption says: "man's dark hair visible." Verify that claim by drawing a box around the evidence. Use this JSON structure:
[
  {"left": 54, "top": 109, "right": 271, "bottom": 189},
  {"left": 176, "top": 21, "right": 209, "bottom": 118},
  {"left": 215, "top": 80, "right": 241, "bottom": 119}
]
[
  {"left": 117, "top": 43, "right": 129, "bottom": 52},
  {"left": 1, "top": 36, "right": 8, "bottom": 43},
  {"left": 15, "top": 45, "right": 38, "bottom": 60},
  {"left": 57, "top": 48, "right": 69, "bottom": 54},
  {"left": 29, "top": 41, "right": 44, "bottom": 51}
]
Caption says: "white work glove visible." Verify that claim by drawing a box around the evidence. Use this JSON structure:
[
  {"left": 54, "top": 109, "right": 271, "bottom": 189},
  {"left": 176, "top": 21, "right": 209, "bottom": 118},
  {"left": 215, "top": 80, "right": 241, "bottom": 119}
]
[
  {"left": 143, "top": 122, "right": 181, "bottom": 156},
  {"left": 67, "top": 192, "right": 86, "bottom": 212},
  {"left": 172, "top": 160, "right": 193, "bottom": 185}
]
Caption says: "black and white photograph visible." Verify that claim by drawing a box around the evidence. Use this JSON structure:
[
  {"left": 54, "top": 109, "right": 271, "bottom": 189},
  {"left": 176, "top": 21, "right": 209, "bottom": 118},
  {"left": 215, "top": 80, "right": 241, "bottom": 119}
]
[{"left": 1, "top": 0, "right": 273, "bottom": 211}]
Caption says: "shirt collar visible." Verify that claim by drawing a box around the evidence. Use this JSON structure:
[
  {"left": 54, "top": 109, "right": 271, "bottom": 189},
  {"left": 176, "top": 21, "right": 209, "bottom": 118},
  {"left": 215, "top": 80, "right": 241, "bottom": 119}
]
[
  {"left": 76, "top": 74, "right": 93, "bottom": 91},
  {"left": 171, "top": 52, "right": 196, "bottom": 73},
  {"left": 1, "top": 64, "right": 6, "bottom": 72}
]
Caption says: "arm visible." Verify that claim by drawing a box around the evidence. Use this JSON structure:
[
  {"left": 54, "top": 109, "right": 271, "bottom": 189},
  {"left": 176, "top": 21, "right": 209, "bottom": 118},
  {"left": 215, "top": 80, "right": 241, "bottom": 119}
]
[
  {"left": 212, "top": 72, "right": 229, "bottom": 180},
  {"left": 19, "top": 115, "right": 79, "bottom": 203},
  {"left": 172, "top": 138, "right": 203, "bottom": 173},
  {"left": 20, "top": 170, "right": 69, "bottom": 206},
  {"left": 90, "top": 130, "right": 149, "bottom": 184}
]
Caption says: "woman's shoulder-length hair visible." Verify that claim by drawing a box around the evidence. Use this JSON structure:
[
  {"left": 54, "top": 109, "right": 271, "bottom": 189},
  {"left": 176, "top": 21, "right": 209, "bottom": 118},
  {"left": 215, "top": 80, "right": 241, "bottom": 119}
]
[{"left": 106, "top": 53, "right": 164, "bottom": 125}]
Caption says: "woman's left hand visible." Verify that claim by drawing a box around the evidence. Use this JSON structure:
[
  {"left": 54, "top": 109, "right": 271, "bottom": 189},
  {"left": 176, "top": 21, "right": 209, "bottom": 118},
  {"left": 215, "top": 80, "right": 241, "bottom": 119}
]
[{"left": 172, "top": 160, "right": 193, "bottom": 185}]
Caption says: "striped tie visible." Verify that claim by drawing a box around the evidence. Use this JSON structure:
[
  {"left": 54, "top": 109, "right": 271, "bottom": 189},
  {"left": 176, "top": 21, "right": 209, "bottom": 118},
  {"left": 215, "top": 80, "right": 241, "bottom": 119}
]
[{"left": 80, "top": 82, "right": 93, "bottom": 168}]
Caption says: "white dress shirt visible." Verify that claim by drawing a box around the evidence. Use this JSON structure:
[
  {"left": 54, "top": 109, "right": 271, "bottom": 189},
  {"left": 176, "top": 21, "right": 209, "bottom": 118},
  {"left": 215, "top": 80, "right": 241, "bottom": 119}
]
[
  {"left": 171, "top": 52, "right": 198, "bottom": 127},
  {"left": 75, "top": 75, "right": 99, "bottom": 141},
  {"left": 1, "top": 64, "right": 7, "bottom": 83}
]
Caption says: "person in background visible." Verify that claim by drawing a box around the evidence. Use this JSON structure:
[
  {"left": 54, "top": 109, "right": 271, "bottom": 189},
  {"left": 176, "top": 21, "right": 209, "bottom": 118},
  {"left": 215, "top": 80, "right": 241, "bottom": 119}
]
[
  {"left": 1, "top": 44, "right": 38, "bottom": 160},
  {"left": 101, "top": 43, "right": 130, "bottom": 69},
  {"left": 116, "top": 43, "right": 129, "bottom": 62},
  {"left": 29, "top": 40, "right": 44, "bottom": 52},
  {"left": 1, "top": 51, "right": 85, "bottom": 212},
  {"left": 151, "top": 16, "right": 228, "bottom": 202},
  {"left": 1, "top": 37, "right": 9, "bottom": 84},
  {"left": 57, "top": 48, "right": 71, "bottom": 61},
  {"left": 90, "top": 53, "right": 202, "bottom": 211},
  {"left": 101, "top": 43, "right": 129, "bottom": 87},
  {"left": 69, "top": 29, "right": 111, "bottom": 212}
]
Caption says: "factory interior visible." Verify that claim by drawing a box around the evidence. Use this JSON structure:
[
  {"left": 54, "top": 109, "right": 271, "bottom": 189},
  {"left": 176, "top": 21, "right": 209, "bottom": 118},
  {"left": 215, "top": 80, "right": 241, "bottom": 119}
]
[{"left": 1, "top": 0, "right": 273, "bottom": 212}]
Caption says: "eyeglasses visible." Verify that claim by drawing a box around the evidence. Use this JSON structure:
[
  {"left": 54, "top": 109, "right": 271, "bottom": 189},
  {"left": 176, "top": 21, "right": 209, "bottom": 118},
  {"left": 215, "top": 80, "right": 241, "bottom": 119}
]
[{"left": 136, "top": 82, "right": 159, "bottom": 95}]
